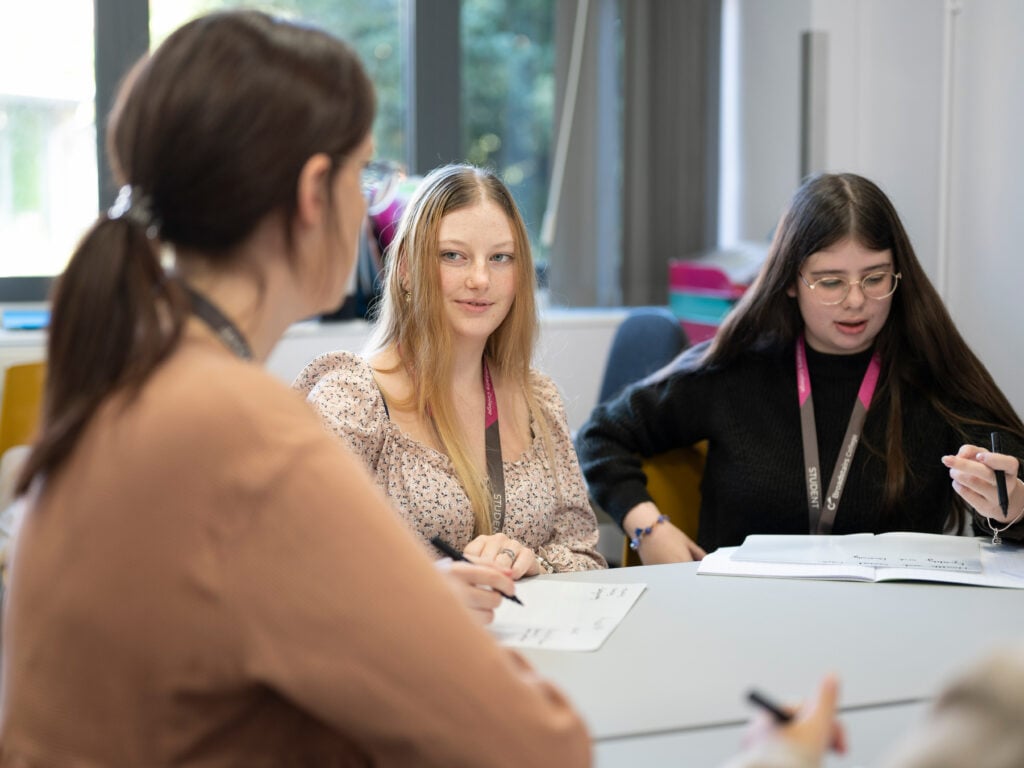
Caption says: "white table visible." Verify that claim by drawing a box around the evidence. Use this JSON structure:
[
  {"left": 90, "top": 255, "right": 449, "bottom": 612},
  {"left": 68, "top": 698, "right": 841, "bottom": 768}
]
[{"left": 522, "top": 563, "right": 1024, "bottom": 767}]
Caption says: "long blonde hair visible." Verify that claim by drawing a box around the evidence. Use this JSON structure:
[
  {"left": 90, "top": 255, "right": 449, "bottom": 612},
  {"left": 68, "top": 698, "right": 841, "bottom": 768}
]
[{"left": 369, "top": 164, "right": 554, "bottom": 534}]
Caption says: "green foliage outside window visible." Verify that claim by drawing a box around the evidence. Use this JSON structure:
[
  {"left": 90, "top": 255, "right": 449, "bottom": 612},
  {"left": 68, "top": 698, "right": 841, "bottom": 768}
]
[
  {"left": 152, "top": 0, "right": 554, "bottom": 261},
  {"left": 152, "top": 0, "right": 405, "bottom": 163},
  {"left": 462, "top": 0, "right": 553, "bottom": 262}
]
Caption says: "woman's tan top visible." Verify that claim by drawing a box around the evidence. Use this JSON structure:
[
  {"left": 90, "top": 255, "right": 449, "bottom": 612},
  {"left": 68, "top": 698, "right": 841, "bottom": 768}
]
[
  {"left": 294, "top": 351, "right": 606, "bottom": 572},
  {"left": 0, "top": 336, "right": 590, "bottom": 767}
]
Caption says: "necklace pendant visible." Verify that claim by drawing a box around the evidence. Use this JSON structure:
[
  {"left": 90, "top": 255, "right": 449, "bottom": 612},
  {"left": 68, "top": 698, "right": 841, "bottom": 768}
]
[{"left": 993, "top": 533, "right": 1002, "bottom": 546}]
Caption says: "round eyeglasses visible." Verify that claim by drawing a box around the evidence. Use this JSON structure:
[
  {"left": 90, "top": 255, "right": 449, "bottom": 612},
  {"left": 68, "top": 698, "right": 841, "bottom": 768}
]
[
  {"left": 361, "top": 159, "right": 405, "bottom": 214},
  {"left": 798, "top": 271, "right": 902, "bottom": 305}
]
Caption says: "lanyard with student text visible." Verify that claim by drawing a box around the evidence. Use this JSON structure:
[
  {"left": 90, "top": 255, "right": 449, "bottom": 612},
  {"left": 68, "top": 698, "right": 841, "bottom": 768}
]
[
  {"left": 482, "top": 359, "right": 506, "bottom": 533},
  {"left": 796, "top": 336, "right": 881, "bottom": 534}
]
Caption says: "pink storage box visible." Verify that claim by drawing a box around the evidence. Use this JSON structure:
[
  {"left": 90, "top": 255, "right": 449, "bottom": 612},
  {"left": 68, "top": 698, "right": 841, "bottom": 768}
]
[
  {"left": 669, "top": 261, "right": 748, "bottom": 299},
  {"left": 669, "top": 248, "right": 767, "bottom": 343}
]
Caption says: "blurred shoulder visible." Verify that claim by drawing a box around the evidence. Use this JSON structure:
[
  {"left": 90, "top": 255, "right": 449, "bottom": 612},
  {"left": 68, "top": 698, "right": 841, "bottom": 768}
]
[
  {"left": 144, "top": 341, "right": 326, "bottom": 448},
  {"left": 292, "top": 349, "right": 374, "bottom": 396}
]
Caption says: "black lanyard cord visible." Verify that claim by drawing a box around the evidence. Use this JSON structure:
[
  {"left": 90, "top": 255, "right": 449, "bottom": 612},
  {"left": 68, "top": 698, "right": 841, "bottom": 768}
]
[{"left": 183, "top": 284, "right": 253, "bottom": 361}]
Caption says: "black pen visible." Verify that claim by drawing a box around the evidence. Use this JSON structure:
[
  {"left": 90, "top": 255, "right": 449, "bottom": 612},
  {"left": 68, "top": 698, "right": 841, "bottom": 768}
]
[
  {"left": 747, "top": 689, "right": 793, "bottom": 724},
  {"left": 991, "top": 432, "right": 1010, "bottom": 519},
  {"left": 429, "top": 536, "right": 524, "bottom": 606}
]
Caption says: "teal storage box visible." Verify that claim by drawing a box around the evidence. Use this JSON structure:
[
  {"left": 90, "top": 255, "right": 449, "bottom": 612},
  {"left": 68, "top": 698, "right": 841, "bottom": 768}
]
[{"left": 668, "top": 247, "right": 765, "bottom": 342}]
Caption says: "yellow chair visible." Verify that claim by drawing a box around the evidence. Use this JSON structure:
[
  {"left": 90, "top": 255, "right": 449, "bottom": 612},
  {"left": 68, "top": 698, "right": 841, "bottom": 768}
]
[
  {"left": 622, "top": 441, "right": 706, "bottom": 566},
  {"left": 0, "top": 362, "right": 46, "bottom": 457}
]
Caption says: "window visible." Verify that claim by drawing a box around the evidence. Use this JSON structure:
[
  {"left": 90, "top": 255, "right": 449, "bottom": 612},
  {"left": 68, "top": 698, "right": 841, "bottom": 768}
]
[
  {"left": 150, "top": 0, "right": 406, "bottom": 163},
  {"left": 0, "top": 1, "right": 97, "bottom": 280},
  {"left": 461, "top": 1, "right": 554, "bottom": 265},
  {"left": 0, "top": 0, "right": 576, "bottom": 303}
]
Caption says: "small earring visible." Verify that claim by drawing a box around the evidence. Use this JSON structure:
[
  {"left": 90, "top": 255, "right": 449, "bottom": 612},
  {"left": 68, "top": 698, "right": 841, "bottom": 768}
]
[{"left": 403, "top": 290, "right": 411, "bottom": 303}]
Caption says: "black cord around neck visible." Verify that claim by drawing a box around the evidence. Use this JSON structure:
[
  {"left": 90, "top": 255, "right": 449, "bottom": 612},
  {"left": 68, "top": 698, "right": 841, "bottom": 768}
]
[{"left": 183, "top": 285, "right": 253, "bottom": 361}]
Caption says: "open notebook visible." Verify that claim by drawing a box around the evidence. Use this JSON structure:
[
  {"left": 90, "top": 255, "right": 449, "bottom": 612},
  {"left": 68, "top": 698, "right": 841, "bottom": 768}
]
[{"left": 698, "top": 532, "right": 1024, "bottom": 588}]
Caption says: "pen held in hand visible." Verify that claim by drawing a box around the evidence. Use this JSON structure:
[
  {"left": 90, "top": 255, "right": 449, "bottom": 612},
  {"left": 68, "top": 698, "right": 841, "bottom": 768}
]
[
  {"left": 747, "top": 689, "right": 794, "bottom": 724},
  {"left": 429, "top": 535, "right": 524, "bottom": 606},
  {"left": 991, "top": 432, "right": 1010, "bottom": 518}
]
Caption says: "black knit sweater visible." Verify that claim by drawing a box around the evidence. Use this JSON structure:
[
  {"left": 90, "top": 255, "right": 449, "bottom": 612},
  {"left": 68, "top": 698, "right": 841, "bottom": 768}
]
[{"left": 577, "top": 342, "right": 1024, "bottom": 552}]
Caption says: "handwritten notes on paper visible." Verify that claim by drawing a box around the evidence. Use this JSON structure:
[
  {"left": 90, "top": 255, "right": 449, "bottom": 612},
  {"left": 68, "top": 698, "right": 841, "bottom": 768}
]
[
  {"left": 732, "top": 533, "right": 982, "bottom": 572},
  {"left": 698, "top": 533, "right": 1024, "bottom": 588},
  {"left": 488, "top": 581, "right": 646, "bottom": 652}
]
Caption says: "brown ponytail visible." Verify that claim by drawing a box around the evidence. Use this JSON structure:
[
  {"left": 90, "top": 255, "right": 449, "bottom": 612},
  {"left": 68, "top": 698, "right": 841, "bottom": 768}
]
[
  {"left": 16, "top": 216, "right": 187, "bottom": 494},
  {"left": 16, "top": 11, "right": 375, "bottom": 494}
]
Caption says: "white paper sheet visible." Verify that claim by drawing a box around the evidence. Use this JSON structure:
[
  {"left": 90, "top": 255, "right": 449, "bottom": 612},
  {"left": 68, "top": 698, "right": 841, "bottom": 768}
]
[
  {"left": 732, "top": 532, "right": 982, "bottom": 572},
  {"left": 699, "top": 537, "right": 1024, "bottom": 588},
  {"left": 487, "top": 580, "right": 646, "bottom": 651}
]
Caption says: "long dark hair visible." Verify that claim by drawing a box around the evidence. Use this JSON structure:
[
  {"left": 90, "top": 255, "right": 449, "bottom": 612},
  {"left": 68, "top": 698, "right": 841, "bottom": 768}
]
[
  {"left": 17, "top": 11, "right": 375, "bottom": 494},
  {"left": 699, "top": 173, "right": 1024, "bottom": 520}
]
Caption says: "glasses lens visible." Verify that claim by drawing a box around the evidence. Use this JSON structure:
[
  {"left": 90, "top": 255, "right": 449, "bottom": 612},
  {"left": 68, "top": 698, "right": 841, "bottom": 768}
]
[
  {"left": 805, "top": 272, "right": 900, "bottom": 304},
  {"left": 362, "top": 160, "right": 404, "bottom": 211},
  {"left": 862, "top": 271, "right": 898, "bottom": 299},
  {"left": 811, "top": 277, "right": 848, "bottom": 305}
]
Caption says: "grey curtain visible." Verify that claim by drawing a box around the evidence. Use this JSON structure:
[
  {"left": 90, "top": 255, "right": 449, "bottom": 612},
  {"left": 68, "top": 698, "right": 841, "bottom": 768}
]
[
  {"left": 621, "top": 0, "right": 721, "bottom": 306},
  {"left": 548, "top": 0, "right": 721, "bottom": 307},
  {"left": 548, "top": 0, "right": 622, "bottom": 307}
]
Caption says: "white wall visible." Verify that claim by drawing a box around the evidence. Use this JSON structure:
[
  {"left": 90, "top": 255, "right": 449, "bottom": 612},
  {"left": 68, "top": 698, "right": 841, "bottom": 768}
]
[
  {"left": 269, "top": 308, "right": 626, "bottom": 433},
  {"left": 532, "top": 308, "right": 628, "bottom": 431},
  {"left": 726, "top": 0, "right": 945, "bottom": 271},
  {"left": 946, "top": 1, "right": 1024, "bottom": 413},
  {"left": 725, "top": 0, "right": 810, "bottom": 245},
  {"left": 1, "top": 308, "right": 626, "bottom": 435},
  {"left": 726, "top": 0, "right": 1024, "bottom": 414},
  {"left": 811, "top": 0, "right": 946, "bottom": 278}
]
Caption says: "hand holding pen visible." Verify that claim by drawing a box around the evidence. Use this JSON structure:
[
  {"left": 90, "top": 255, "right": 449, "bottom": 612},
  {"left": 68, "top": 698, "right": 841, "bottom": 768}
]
[
  {"left": 983, "top": 432, "right": 1024, "bottom": 544},
  {"left": 943, "top": 435, "right": 1023, "bottom": 542},
  {"left": 747, "top": 690, "right": 793, "bottom": 723},
  {"left": 431, "top": 536, "right": 524, "bottom": 607},
  {"left": 745, "top": 677, "right": 846, "bottom": 759},
  {"left": 987, "top": 430, "right": 1011, "bottom": 514}
]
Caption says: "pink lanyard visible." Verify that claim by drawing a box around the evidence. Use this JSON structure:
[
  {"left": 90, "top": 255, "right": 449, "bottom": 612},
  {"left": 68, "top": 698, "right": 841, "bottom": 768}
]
[
  {"left": 482, "top": 360, "right": 506, "bottom": 533},
  {"left": 796, "top": 336, "right": 881, "bottom": 534}
]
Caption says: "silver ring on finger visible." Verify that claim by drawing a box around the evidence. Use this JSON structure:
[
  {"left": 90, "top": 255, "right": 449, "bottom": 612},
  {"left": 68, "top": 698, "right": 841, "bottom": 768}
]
[{"left": 499, "top": 547, "right": 516, "bottom": 562}]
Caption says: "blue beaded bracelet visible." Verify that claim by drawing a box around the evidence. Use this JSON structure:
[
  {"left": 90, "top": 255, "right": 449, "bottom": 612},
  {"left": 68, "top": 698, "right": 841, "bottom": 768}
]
[{"left": 629, "top": 514, "right": 669, "bottom": 550}]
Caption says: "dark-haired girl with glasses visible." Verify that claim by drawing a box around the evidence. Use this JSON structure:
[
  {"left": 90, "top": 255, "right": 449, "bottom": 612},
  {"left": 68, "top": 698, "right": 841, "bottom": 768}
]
[{"left": 577, "top": 172, "right": 1024, "bottom": 563}]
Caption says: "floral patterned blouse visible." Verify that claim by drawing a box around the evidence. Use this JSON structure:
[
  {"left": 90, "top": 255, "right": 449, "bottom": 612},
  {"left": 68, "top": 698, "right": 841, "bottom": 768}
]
[{"left": 294, "top": 351, "right": 606, "bottom": 572}]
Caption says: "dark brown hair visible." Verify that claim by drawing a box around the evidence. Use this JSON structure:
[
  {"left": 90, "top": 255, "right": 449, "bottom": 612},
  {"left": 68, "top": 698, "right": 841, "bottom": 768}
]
[
  {"left": 697, "top": 172, "right": 1024, "bottom": 523},
  {"left": 18, "top": 11, "right": 375, "bottom": 494}
]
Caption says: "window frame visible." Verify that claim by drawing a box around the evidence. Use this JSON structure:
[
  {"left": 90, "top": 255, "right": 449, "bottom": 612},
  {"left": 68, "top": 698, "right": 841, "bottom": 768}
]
[
  {"left": 0, "top": 0, "right": 460, "bottom": 302},
  {"left": 0, "top": 0, "right": 147, "bottom": 302},
  {"left": 2, "top": 0, "right": 674, "bottom": 310}
]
